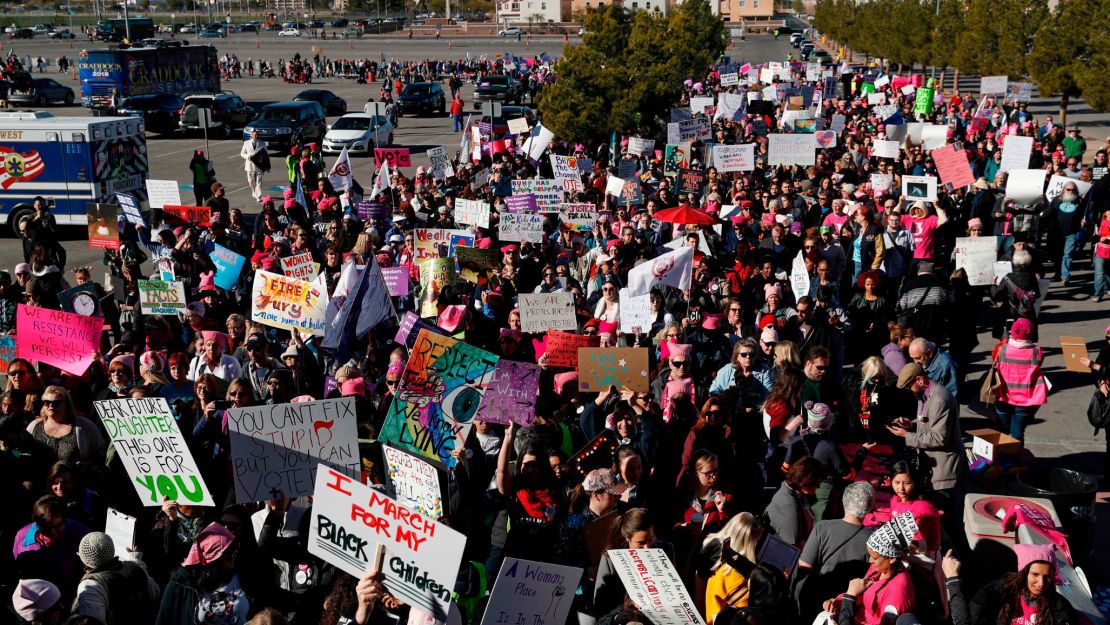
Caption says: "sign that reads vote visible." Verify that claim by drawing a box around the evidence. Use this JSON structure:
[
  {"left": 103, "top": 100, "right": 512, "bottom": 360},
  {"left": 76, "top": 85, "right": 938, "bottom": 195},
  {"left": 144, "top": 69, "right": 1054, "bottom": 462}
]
[
  {"left": 226, "top": 397, "right": 360, "bottom": 502},
  {"left": 608, "top": 549, "right": 706, "bottom": 625},
  {"left": 477, "top": 359, "right": 541, "bottom": 426},
  {"left": 94, "top": 397, "right": 214, "bottom": 506},
  {"left": 137, "top": 280, "right": 187, "bottom": 315},
  {"left": 162, "top": 204, "right": 212, "bottom": 227},
  {"left": 310, "top": 467, "right": 466, "bottom": 621},
  {"left": 578, "top": 347, "right": 650, "bottom": 393},
  {"left": 251, "top": 270, "right": 329, "bottom": 336},
  {"left": 519, "top": 292, "right": 577, "bottom": 333},
  {"left": 375, "top": 148, "right": 412, "bottom": 169},
  {"left": 17, "top": 304, "right": 101, "bottom": 375},
  {"left": 480, "top": 558, "right": 584, "bottom": 625},
  {"left": 382, "top": 445, "right": 444, "bottom": 519},
  {"left": 280, "top": 252, "right": 318, "bottom": 281}
]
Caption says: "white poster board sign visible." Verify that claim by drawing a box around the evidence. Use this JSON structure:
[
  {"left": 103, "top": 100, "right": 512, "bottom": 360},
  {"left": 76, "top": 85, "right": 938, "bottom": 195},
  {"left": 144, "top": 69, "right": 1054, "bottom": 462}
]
[
  {"left": 455, "top": 198, "right": 491, "bottom": 229},
  {"left": 902, "top": 175, "right": 939, "bottom": 202},
  {"left": 93, "top": 398, "right": 214, "bottom": 506},
  {"left": 519, "top": 292, "right": 577, "bottom": 333},
  {"left": 999, "top": 135, "right": 1034, "bottom": 173},
  {"left": 1044, "top": 176, "right": 1093, "bottom": 202},
  {"left": 954, "top": 237, "right": 999, "bottom": 286},
  {"left": 145, "top": 179, "right": 181, "bottom": 210},
  {"left": 980, "top": 75, "right": 1009, "bottom": 95},
  {"left": 768, "top": 134, "right": 816, "bottom": 166},
  {"left": 790, "top": 251, "right": 810, "bottom": 297},
  {"left": 619, "top": 288, "right": 654, "bottom": 334},
  {"left": 873, "top": 140, "right": 901, "bottom": 159},
  {"left": 500, "top": 213, "right": 545, "bottom": 243},
  {"left": 1005, "top": 169, "right": 1047, "bottom": 204},
  {"left": 607, "top": 549, "right": 706, "bottom": 625},
  {"left": 712, "top": 144, "right": 756, "bottom": 172},
  {"left": 309, "top": 466, "right": 466, "bottom": 621},
  {"left": 480, "top": 558, "right": 584, "bottom": 625},
  {"left": 382, "top": 445, "right": 443, "bottom": 519}
]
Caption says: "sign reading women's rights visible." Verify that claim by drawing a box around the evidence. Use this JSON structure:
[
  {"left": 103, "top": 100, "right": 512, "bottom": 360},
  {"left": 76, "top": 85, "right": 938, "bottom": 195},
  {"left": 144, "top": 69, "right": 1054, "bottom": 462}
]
[
  {"left": 382, "top": 445, "right": 444, "bottom": 518},
  {"left": 94, "top": 398, "right": 214, "bottom": 506},
  {"left": 16, "top": 304, "right": 102, "bottom": 375},
  {"left": 480, "top": 558, "right": 584, "bottom": 625},
  {"left": 477, "top": 360, "right": 541, "bottom": 426},
  {"left": 226, "top": 397, "right": 360, "bottom": 502},
  {"left": 310, "top": 467, "right": 466, "bottom": 621},
  {"left": 381, "top": 329, "right": 500, "bottom": 468},
  {"left": 607, "top": 549, "right": 706, "bottom": 625},
  {"left": 251, "top": 270, "right": 329, "bottom": 336},
  {"left": 137, "top": 280, "right": 187, "bottom": 315}
]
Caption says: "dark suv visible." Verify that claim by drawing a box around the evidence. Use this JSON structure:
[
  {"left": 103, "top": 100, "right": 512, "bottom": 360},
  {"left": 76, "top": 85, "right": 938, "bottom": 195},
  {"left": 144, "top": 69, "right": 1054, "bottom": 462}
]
[
  {"left": 179, "top": 92, "right": 254, "bottom": 137},
  {"left": 396, "top": 82, "right": 446, "bottom": 116},
  {"left": 118, "top": 93, "right": 185, "bottom": 134},
  {"left": 243, "top": 101, "right": 327, "bottom": 153},
  {"left": 473, "top": 74, "right": 524, "bottom": 109}
]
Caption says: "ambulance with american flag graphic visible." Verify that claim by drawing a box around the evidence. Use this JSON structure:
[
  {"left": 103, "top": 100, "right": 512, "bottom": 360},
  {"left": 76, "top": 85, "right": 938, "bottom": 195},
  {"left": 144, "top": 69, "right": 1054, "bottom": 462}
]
[{"left": 0, "top": 111, "right": 147, "bottom": 234}]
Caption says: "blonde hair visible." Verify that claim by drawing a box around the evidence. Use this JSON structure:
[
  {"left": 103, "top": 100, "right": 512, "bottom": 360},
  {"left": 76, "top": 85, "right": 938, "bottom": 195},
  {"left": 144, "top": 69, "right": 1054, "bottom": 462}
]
[
  {"left": 706, "top": 511, "right": 763, "bottom": 571},
  {"left": 773, "top": 340, "right": 801, "bottom": 369},
  {"left": 39, "top": 386, "right": 77, "bottom": 423},
  {"left": 860, "top": 356, "right": 895, "bottom": 388}
]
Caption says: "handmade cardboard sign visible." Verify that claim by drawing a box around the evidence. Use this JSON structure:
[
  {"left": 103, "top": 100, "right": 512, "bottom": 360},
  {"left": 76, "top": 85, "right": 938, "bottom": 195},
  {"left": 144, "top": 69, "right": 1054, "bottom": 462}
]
[
  {"left": 519, "top": 292, "right": 577, "bottom": 333},
  {"left": 577, "top": 347, "right": 649, "bottom": 393}
]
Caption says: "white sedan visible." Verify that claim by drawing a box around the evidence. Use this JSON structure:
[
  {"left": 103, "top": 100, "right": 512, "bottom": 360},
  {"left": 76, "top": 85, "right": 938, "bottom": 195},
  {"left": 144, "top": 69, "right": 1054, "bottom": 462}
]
[
  {"left": 322, "top": 113, "right": 394, "bottom": 154},
  {"left": 278, "top": 28, "right": 301, "bottom": 37},
  {"left": 498, "top": 27, "right": 522, "bottom": 36}
]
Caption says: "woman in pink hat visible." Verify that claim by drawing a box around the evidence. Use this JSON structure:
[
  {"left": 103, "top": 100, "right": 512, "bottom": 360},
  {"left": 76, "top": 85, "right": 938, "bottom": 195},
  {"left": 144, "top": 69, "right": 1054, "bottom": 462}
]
[{"left": 992, "top": 318, "right": 1047, "bottom": 443}]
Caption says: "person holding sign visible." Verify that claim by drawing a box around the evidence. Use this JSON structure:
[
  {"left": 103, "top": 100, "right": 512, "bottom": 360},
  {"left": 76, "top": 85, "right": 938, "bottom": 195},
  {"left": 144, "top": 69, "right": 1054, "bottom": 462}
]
[{"left": 495, "top": 422, "right": 562, "bottom": 566}]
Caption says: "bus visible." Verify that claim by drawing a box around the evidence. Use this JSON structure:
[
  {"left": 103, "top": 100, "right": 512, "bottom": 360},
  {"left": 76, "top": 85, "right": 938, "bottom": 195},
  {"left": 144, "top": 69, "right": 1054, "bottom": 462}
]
[{"left": 95, "top": 17, "right": 155, "bottom": 42}]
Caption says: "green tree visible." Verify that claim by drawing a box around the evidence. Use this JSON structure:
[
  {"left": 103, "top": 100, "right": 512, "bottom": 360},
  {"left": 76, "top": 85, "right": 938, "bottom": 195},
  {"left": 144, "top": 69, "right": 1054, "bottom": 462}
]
[
  {"left": 1029, "top": 0, "right": 1106, "bottom": 125},
  {"left": 930, "top": 0, "right": 963, "bottom": 92}
]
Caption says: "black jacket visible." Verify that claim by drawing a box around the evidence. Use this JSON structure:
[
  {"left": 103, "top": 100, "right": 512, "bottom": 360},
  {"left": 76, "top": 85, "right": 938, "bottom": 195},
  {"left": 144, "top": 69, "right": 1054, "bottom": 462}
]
[{"left": 969, "top": 579, "right": 1077, "bottom": 625}]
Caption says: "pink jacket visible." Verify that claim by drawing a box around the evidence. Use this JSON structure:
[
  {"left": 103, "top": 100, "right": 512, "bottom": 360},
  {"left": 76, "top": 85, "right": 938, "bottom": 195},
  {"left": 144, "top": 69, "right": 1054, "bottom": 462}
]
[{"left": 997, "top": 343, "right": 1047, "bottom": 406}]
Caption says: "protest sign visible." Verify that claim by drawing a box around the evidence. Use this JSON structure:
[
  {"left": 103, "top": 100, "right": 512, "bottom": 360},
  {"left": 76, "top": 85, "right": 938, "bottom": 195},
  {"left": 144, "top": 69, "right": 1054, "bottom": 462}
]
[
  {"left": 105, "top": 509, "right": 136, "bottom": 560},
  {"left": 544, "top": 329, "right": 599, "bottom": 369},
  {"left": 381, "top": 267, "right": 410, "bottom": 297},
  {"left": 280, "top": 252, "right": 318, "bottom": 281},
  {"left": 456, "top": 247, "right": 502, "bottom": 283},
  {"left": 830, "top": 114, "right": 846, "bottom": 132},
  {"left": 618, "top": 158, "right": 637, "bottom": 179},
  {"left": 116, "top": 192, "right": 144, "bottom": 226},
  {"left": 480, "top": 558, "right": 584, "bottom": 625},
  {"left": 156, "top": 257, "right": 175, "bottom": 281},
  {"left": 954, "top": 237, "right": 999, "bottom": 286},
  {"left": 505, "top": 194, "right": 539, "bottom": 213},
  {"left": 507, "top": 116, "right": 530, "bottom": 135},
  {"left": 427, "top": 146, "right": 455, "bottom": 180},
  {"left": 980, "top": 75, "right": 1008, "bottom": 95},
  {"left": 676, "top": 118, "right": 711, "bottom": 142},
  {"left": 145, "top": 179, "right": 180, "bottom": 209},
  {"left": 500, "top": 213, "right": 545, "bottom": 243},
  {"left": 226, "top": 397, "right": 359, "bottom": 502},
  {"left": 999, "top": 135, "right": 1034, "bottom": 173},
  {"left": 933, "top": 144, "right": 975, "bottom": 189},
  {"left": 251, "top": 270, "right": 328, "bottom": 336},
  {"left": 519, "top": 292, "right": 577, "bottom": 333},
  {"left": 414, "top": 229, "right": 472, "bottom": 264},
  {"left": 604, "top": 175, "right": 627, "bottom": 197},
  {"left": 162, "top": 204, "right": 212, "bottom": 227},
  {"left": 1060, "top": 336, "right": 1090, "bottom": 373},
  {"left": 714, "top": 92, "right": 746, "bottom": 122},
  {"left": 867, "top": 92, "right": 886, "bottom": 106},
  {"left": 790, "top": 251, "right": 810, "bottom": 298},
  {"left": 618, "top": 288, "right": 653, "bottom": 334},
  {"left": 16, "top": 304, "right": 101, "bottom": 375},
  {"left": 419, "top": 258, "right": 460, "bottom": 318},
  {"left": 137, "top": 280, "right": 187, "bottom": 315},
  {"left": 871, "top": 173, "right": 893, "bottom": 194},
  {"left": 578, "top": 347, "right": 649, "bottom": 393},
  {"left": 393, "top": 311, "right": 450, "bottom": 349},
  {"left": 994, "top": 261, "right": 1012, "bottom": 283},
  {"left": 902, "top": 175, "right": 938, "bottom": 202},
  {"left": 678, "top": 169, "right": 706, "bottom": 196},
  {"left": 356, "top": 200, "right": 388, "bottom": 221},
  {"left": 455, "top": 198, "right": 491, "bottom": 228},
  {"left": 814, "top": 130, "right": 837, "bottom": 148},
  {"left": 550, "top": 155, "right": 584, "bottom": 192},
  {"left": 921, "top": 125, "right": 949, "bottom": 150},
  {"left": 212, "top": 244, "right": 246, "bottom": 291},
  {"left": 477, "top": 360, "right": 541, "bottom": 426},
  {"left": 512, "top": 179, "right": 563, "bottom": 211},
  {"left": 309, "top": 467, "right": 465, "bottom": 620},
  {"left": 873, "top": 140, "right": 901, "bottom": 159},
  {"left": 381, "top": 329, "right": 499, "bottom": 468},
  {"left": 87, "top": 203, "right": 120, "bottom": 250},
  {"left": 0, "top": 336, "right": 15, "bottom": 374},
  {"left": 1005, "top": 169, "right": 1047, "bottom": 204},
  {"left": 1006, "top": 82, "right": 1035, "bottom": 102},
  {"left": 618, "top": 179, "right": 644, "bottom": 207},
  {"left": 524, "top": 125, "right": 555, "bottom": 160},
  {"left": 913, "top": 87, "right": 934, "bottom": 115},
  {"left": 374, "top": 147, "right": 412, "bottom": 169},
  {"left": 1044, "top": 176, "right": 1093, "bottom": 202},
  {"left": 559, "top": 203, "right": 596, "bottom": 232},
  {"left": 767, "top": 134, "right": 816, "bottom": 166},
  {"left": 711, "top": 144, "right": 755, "bottom": 173},
  {"left": 720, "top": 72, "right": 739, "bottom": 86},
  {"left": 690, "top": 96, "right": 715, "bottom": 116},
  {"left": 608, "top": 549, "right": 706, "bottom": 625},
  {"left": 94, "top": 397, "right": 214, "bottom": 506},
  {"left": 627, "top": 137, "right": 655, "bottom": 156},
  {"left": 382, "top": 445, "right": 444, "bottom": 518}
]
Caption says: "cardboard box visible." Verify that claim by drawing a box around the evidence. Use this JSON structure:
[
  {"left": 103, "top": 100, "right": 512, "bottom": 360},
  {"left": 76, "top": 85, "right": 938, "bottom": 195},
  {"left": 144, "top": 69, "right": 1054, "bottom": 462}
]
[{"left": 969, "top": 428, "right": 1022, "bottom": 462}]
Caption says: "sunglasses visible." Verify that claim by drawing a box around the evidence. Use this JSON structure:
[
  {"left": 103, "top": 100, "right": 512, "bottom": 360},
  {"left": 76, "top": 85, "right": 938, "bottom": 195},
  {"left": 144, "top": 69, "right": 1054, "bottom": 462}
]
[
  {"left": 7, "top": 369, "right": 29, "bottom": 376},
  {"left": 42, "top": 399, "right": 65, "bottom": 408},
  {"left": 738, "top": 352, "right": 754, "bottom": 358},
  {"left": 815, "top": 365, "right": 829, "bottom": 371},
  {"left": 671, "top": 360, "right": 688, "bottom": 367}
]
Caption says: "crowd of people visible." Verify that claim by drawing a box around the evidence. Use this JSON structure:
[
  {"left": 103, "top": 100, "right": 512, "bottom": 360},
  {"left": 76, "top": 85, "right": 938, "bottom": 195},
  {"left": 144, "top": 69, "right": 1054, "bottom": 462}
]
[{"left": 3, "top": 47, "right": 1109, "bottom": 625}]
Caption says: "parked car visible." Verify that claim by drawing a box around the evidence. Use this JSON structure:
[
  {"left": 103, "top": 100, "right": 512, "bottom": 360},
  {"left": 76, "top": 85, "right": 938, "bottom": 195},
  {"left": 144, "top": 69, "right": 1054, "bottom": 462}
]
[
  {"left": 243, "top": 100, "right": 327, "bottom": 153},
  {"left": 343, "top": 26, "right": 363, "bottom": 38},
  {"left": 8, "top": 74, "right": 74, "bottom": 106},
  {"left": 309, "top": 19, "right": 324, "bottom": 28},
  {"left": 483, "top": 105, "right": 536, "bottom": 137},
  {"left": 322, "top": 113, "right": 394, "bottom": 154},
  {"left": 396, "top": 82, "right": 446, "bottom": 116},
  {"left": 294, "top": 89, "right": 347, "bottom": 116},
  {"left": 278, "top": 28, "right": 300, "bottom": 37},
  {"left": 178, "top": 91, "right": 254, "bottom": 138},
  {"left": 498, "top": 27, "right": 521, "bottom": 36},
  {"left": 179, "top": 24, "right": 198, "bottom": 33},
  {"left": 199, "top": 27, "right": 225, "bottom": 38},
  {"left": 239, "top": 22, "right": 259, "bottom": 32},
  {"left": 790, "top": 33, "right": 804, "bottom": 47},
  {"left": 473, "top": 74, "right": 524, "bottom": 109},
  {"left": 32, "top": 24, "right": 53, "bottom": 35},
  {"left": 117, "top": 93, "right": 185, "bottom": 134},
  {"left": 48, "top": 28, "right": 75, "bottom": 39},
  {"left": 9, "top": 29, "right": 34, "bottom": 39},
  {"left": 331, "top": 18, "right": 349, "bottom": 27}
]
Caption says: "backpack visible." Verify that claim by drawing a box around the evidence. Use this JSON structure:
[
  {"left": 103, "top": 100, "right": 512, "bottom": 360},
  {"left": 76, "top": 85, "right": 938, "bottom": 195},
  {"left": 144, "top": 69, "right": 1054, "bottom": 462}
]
[
  {"left": 1087, "top": 391, "right": 1110, "bottom": 434},
  {"left": 1002, "top": 276, "right": 1037, "bottom": 317}
]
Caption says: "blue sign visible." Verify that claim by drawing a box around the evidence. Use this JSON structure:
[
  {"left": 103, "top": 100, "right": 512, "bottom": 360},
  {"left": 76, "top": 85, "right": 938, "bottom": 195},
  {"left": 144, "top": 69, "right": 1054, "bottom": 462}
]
[
  {"left": 116, "top": 192, "right": 144, "bottom": 226},
  {"left": 212, "top": 243, "right": 245, "bottom": 291}
]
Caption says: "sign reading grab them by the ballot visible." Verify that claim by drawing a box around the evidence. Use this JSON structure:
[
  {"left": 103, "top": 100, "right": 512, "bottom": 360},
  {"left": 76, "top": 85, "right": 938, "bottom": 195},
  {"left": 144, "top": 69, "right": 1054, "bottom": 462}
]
[
  {"left": 94, "top": 398, "right": 214, "bottom": 507},
  {"left": 309, "top": 466, "right": 466, "bottom": 621}
]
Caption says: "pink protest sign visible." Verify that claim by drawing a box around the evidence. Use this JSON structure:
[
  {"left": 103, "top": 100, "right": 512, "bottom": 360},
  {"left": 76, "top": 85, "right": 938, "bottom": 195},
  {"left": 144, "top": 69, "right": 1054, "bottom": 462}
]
[
  {"left": 17, "top": 304, "right": 102, "bottom": 375},
  {"left": 933, "top": 144, "right": 975, "bottom": 189}
]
